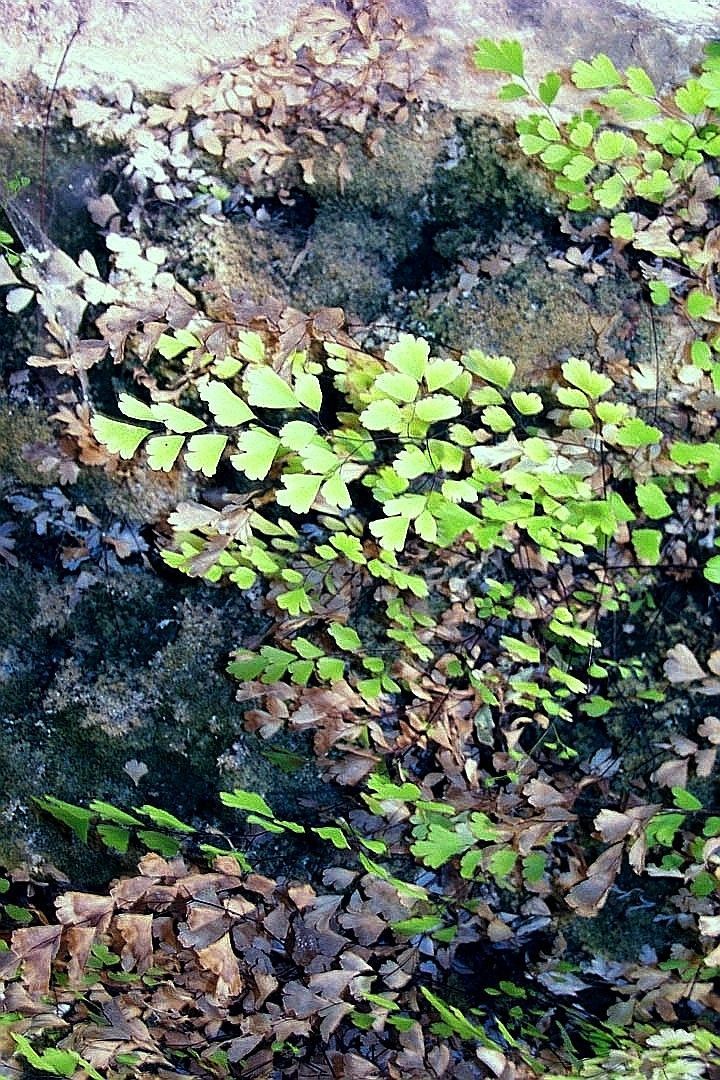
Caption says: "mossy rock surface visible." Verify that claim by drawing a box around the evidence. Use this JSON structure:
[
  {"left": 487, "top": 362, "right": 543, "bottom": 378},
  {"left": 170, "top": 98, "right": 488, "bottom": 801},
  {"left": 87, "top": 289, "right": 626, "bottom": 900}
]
[
  {"left": 0, "top": 399, "right": 56, "bottom": 486},
  {"left": 157, "top": 112, "right": 561, "bottom": 326},
  {"left": 0, "top": 555, "right": 320, "bottom": 886}
]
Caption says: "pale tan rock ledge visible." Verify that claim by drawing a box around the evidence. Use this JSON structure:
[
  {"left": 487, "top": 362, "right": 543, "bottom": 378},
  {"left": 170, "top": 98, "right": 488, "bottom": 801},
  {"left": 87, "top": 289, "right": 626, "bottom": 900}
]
[{"left": 0, "top": 0, "right": 717, "bottom": 117}]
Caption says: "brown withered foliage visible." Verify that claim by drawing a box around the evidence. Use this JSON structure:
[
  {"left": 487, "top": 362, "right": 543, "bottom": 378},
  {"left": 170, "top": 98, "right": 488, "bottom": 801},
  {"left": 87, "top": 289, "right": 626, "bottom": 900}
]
[
  {"left": 146, "top": 2, "right": 429, "bottom": 192},
  {"left": 0, "top": 854, "right": 528, "bottom": 1079}
]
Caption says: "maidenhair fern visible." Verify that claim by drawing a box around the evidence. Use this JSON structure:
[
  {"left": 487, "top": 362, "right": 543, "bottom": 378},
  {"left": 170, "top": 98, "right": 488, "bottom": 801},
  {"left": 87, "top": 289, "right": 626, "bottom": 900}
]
[
  {"left": 474, "top": 38, "right": 720, "bottom": 397},
  {"left": 89, "top": 318, "right": 719, "bottom": 723}
]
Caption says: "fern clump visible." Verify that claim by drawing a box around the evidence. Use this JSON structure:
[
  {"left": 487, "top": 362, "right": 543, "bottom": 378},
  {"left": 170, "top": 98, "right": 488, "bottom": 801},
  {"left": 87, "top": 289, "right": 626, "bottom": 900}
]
[{"left": 91, "top": 318, "right": 716, "bottom": 729}]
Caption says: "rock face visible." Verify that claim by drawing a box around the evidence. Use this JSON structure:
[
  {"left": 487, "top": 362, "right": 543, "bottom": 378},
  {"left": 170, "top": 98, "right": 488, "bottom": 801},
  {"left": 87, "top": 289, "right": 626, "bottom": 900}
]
[
  {"left": 423, "top": 0, "right": 720, "bottom": 109},
  {"left": 0, "top": 402, "right": 323, "bottom": 883},
  {"left": 0, "top": 0, "right": 716, "bottom": 113}
]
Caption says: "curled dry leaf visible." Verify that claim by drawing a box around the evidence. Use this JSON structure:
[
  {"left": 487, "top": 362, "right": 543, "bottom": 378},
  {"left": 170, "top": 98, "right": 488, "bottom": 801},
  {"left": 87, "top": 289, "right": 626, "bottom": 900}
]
[
  {"left": 282, "top": 981, "right": 328, "bottom": 1019},
  {"left": 594, "top": 805, "right": 659, "bottom": 844},
  {"left": 566, "top": 842, "right": 624, "bottom": 917},
  {"left": 698, "top": 715, "right": 720, "bottom": 744},
  {"left": 652, "top": 757, "right": 689, "bottom": 789},
  {"left": 5, "top": 286, "right": 35, "bottom": 313},
  {"left": 114, "top": 913, "right": 154, "bottom": 973},
  {"left": 663, "top": 643, "right": 706, "bottom": 683},
  {"left": 55, "top": 891, "right": 115, "bottom": 931},
  {"left": 196, "top": 932, "right": 243, "bottom": 1002},
  {"left": 65, "top": 926, "right": 97, "bottom": 987},
  {"left": 10, "top": 924, "right": 62, "bottom": 995},
  {"left": 123, "top": 758, "right": 148, "bottom": 785}
]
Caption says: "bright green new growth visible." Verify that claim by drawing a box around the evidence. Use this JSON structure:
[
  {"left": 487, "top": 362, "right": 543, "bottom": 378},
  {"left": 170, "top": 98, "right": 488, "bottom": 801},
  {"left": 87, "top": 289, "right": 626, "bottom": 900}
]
[
  {"left": 474, "top": 38, "right": 720, "bottom": 399},
  {"left": 11, "top": 1034, "right": 103, "bottom": 1080},
  {"left": 90, "top": 316, "right": 719, "bottom": 715}
]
